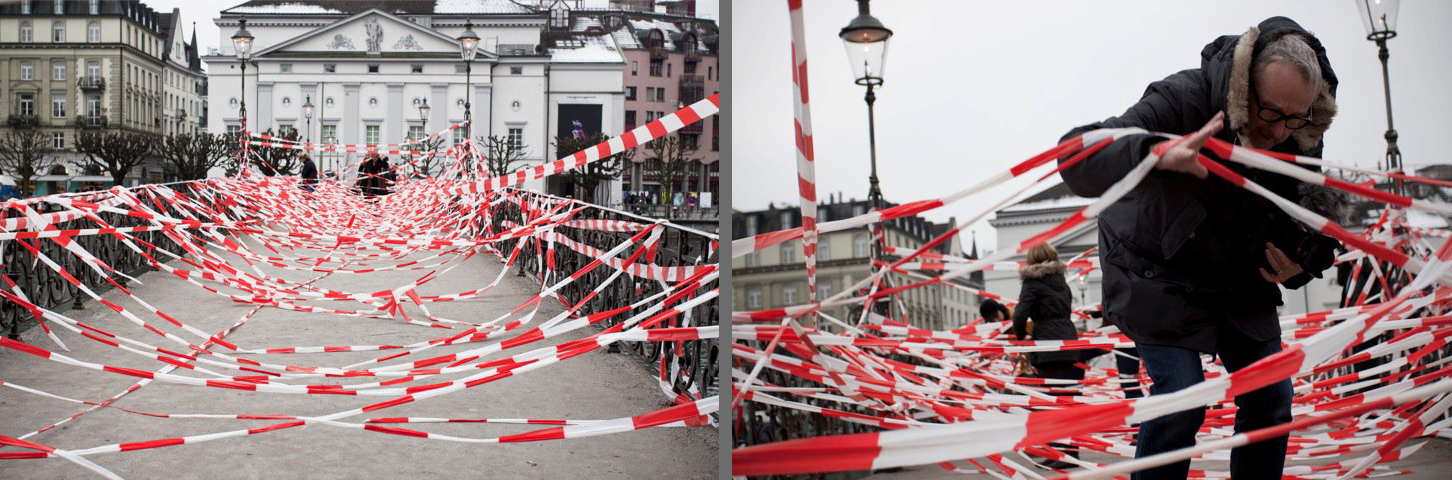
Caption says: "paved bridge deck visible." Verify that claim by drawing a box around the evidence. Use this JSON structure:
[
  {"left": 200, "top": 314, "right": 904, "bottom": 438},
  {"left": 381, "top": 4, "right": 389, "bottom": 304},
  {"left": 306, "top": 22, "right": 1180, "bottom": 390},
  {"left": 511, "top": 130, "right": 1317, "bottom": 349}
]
[{"left": 0, "top": 242, "right": 716, "bottom": 479}]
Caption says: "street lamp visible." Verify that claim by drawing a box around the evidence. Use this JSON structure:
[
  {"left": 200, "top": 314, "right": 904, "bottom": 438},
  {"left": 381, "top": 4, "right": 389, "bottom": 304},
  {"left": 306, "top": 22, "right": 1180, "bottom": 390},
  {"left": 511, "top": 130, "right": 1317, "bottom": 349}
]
[
  {"left": 419, "top": 98, "right": 431, "bottom": 129},
  {"left": 1355, "top": 0, "right": 1402, "bottom": 190},
  {"left": 231, "top": 19, "right": 254, "bottom": 133},
  {"left": 457, "top": 21, "right": 480, "bottom": 141},
  {"left": 840, "top": 0, "right": 892, "bottom": 211},
  {"left": 841, "top": 0, "right": 893, "bottom": 314},
  {"left": 302, "top": 96, "right": 314, "bottom": 143}
]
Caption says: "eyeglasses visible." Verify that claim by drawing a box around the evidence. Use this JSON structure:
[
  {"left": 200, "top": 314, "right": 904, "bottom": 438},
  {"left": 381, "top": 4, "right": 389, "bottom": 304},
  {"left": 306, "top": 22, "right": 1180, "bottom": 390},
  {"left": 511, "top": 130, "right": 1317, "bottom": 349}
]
[{"left": 1250, "top": 83, "right": 1313, "bottom": 130}]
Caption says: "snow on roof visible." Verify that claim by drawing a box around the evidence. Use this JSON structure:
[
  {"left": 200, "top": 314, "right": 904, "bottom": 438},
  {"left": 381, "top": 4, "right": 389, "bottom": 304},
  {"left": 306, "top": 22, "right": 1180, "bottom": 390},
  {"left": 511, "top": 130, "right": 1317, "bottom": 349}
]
[
  {"left": 433, "top": 0, "right": 534, "bottom": 14},
  {"left": 228, "top": 2, "right": 345, "bottom": 14},
  {"left": 548, "top": 34, "right": 623, "bottom": 63},
  {"left": 629, "top": 18, "right": 682, "bottom": 34},
  {"left": 1406, "top": 208, "right": 1449, "bottom": 229},
  {"left": 572, "top": 16, "right": 602, "bottom": 32},
  {"left": 611, "top": 28, "right": 640, "bottom": 49}
]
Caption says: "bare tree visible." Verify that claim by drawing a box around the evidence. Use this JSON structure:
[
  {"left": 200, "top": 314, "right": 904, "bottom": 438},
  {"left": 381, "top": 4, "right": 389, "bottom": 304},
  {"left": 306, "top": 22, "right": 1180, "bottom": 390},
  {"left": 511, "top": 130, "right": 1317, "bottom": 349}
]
[
  {"left": 158, "top": 133, "right": 231, "bottom": 181},
  {"left": 403, "top": 136, "right": 448, "bottom": 178},
  {"left": 555, "top": 133, "right": 630, "bottom": 203},
  {"left": 643, "top": 133, "right": 698, "bottom": 206},
  {"left": 482, "top": 135, "right": 529, "bottom": 177},
  {"left": 0, "top": 130, "right": 59, "bottom": 197},
  {"left": 250, "top": 127, "right": 302, "bottom": 176},
  {"left": 216, "top": 132, "right": 247, "bottom": 177},
  {"left": 75, "top": 130, "right": 156, "bottom": 187}
]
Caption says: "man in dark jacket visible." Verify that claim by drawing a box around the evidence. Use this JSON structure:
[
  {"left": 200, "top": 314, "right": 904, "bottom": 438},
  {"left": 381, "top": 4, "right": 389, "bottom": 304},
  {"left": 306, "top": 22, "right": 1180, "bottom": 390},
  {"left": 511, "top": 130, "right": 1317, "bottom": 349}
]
[
  {"left": 299, "top": 154, "right": 318, "bottom": 192},
  {"left": 1059, "top": 17, "right": 1341, "bottom": 479}
]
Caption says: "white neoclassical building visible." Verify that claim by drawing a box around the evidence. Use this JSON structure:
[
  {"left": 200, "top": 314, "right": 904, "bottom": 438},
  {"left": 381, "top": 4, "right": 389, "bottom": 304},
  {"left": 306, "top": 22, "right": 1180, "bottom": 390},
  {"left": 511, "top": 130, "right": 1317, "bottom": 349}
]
[{"left": 204, "top": 1, "right": 628, "bottom": 196}]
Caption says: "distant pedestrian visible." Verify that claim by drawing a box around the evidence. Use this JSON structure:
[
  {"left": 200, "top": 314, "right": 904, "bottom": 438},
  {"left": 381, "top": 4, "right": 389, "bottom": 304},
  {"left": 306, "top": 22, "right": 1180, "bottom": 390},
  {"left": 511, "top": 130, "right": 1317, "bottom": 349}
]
[
  {"left": 299, "top": 154, "right": 318, "bottom": 192},
  {"left": 1013, "top": 243, "right": 1082, "bottom": 468}
]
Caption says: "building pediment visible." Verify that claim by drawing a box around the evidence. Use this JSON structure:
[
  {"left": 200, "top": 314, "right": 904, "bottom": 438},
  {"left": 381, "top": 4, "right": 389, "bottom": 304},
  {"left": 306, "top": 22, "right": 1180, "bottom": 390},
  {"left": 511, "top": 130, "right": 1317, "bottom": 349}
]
[{"left": 254, "top": 9, "right": 495, "bottom": 59}]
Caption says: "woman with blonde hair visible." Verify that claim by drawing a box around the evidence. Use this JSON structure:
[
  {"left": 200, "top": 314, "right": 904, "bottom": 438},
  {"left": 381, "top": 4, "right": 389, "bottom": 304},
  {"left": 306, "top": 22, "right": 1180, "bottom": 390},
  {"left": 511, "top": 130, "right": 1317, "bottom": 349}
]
[{"left": 1013, "top": 242, "right": 1081, "bottom": 468}]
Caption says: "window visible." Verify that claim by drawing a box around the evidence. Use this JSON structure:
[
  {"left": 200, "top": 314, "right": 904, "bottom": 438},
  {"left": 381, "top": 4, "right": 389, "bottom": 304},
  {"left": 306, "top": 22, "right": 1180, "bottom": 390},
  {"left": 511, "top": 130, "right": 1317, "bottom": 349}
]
[
  {"left": 366, "top": 125, "right": 380, "bottom": 145},
  {"left": 52, "top": 132, "right": 64, "bottom": 149},
  {"left": 781, "top": 241, "right": 796, "bottom": 264},
  {"left": 783, "top": 285, "right": 798, "bottom": 305},
  {"left": 324, "top": 64, "right": 336, "bottom": 73},
  {"left": 667, "top": 63, "right": 672, "bottom": 77},
  {"left": 645, "top": 111, "right": 655, "bottom": 122},
  {"left": 711, "top": 118, "right": 718, "bottom": 151},
  {"left": 649, "top": 59, "right": 662, "bottom": 76},
  {"left": 20, "top": 61, "right": 33, "bottom": 80},
  {"left": 745, "top": 216, "right": 758, "bottom": 235},
  {"left": 411, "top": 64, "right": 423, "bottom": 73},
  {"left": 20, "top": 22, "right": 32, "bottom": 42},
  {"left": 53, "top": 21, "right": 64, "bottom": 42},
  {"left": 88, "top": 22, "right": 99, "bottom": 42},
  {"left": 624, "top": 110, "right": 636, "bottom": 130},
  {"left": 854, "top": 234, "right": 870, "bottom": 258},
  {"left": 510, "top": 66, "right": 523, "bottom": 75},
  {"left": 408, "top": 125, "right": 425, "bottom": 142},
  {"left": 89, "top": 0, "right": 100, "bottom": 14},
  {"left": 52, "top": 61, "right": 65, "bottom": 81},
  {"left": 455, "top": 64, "right": 467, "bottom": 73},
  {"left": 655, "top": 88, "right": 665, "bottom": 102},
  {"left": 644, "top": 87, "right": 653, "bottom": 102},
  {"left": 453, "top": 127, "right": 467, "bottom": 146},
  {"left": 86, "top": 95, "right": 100, "bottom": 117},
  {"left": 818, "top": 238, "right": 831, "bottom": 261},
  {"left": 708, "top": 66, "right": 713, "bottom": 80},
  {"left": 51, "top": 94, "right": 66, "bottom": 118},
  {"left": 54, "top": 1, "right": 63, "bottom": 14},
  {"left": 18, "top": 93, "right": 34, "bottom": 116},
  {"left": 747, "top": 287, "right": 762, "bottom": 309},
  {"left": 321, "top": 124, "right": 337, "bottom": 143},
  {"left": 507, "top": 128, "right": 524, "bottom": 150},
  {"left": 21, "top": 2, "right": 30, "bottom": 14},
  {"left": 280, "top": 64, "right": 292, "bottom": 73},
  {"left": 625, "top": 86, "right": 636, "bottom": 101},
  {"left": 819, "top": 281, "right": 834, "bottom": 301},
  {"left": 550, "top": 6, "right": 568, "bottom": 29},
  {"left": 367, "top": 64, "right": 379, "bottom": 73},
  {"left": 630, "top": 61, "right": 637, "bottom": 75}
]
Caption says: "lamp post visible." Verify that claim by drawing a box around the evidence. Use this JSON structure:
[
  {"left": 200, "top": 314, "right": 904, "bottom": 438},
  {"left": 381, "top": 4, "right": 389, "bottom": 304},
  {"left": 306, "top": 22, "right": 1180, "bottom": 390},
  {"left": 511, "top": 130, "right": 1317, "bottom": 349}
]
[
  {"left": 457, "top": 21, "right": 480, "bottom": 143},
  {"left": 232, "top": 19, "right": 253, "bottom": 133},
  {"left": 1356, "top": 0, "right": 1402, "bottom": 192},
  {"left": 302, "top": 96, "right": 314, "bottom": 144},
  {"left": 841, "top": 0, "right": 892, "bottom": 297}
]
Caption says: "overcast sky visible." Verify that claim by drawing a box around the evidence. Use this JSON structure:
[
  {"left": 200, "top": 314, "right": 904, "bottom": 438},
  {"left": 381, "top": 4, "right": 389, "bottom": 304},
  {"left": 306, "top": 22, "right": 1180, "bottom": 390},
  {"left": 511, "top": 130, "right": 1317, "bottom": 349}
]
[
  {"left": 732, "top": 0, "right": 1452, "bottom": 254},
  {"left": 141, "top": 0, "right": 719, "bottom": 71}
]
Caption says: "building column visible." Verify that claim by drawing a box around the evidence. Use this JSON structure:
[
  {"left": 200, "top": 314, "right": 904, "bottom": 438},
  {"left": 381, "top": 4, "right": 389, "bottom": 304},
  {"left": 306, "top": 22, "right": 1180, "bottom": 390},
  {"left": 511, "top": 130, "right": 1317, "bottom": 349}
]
[
  {"left": 386, "top": 83, "right": 403, "bottom": 145},
  {"left": 343, "top": 83, "right": 360, "bottom": 176},
  {"left": 256, "top": 83, "right": 273, "bottom": 133}
]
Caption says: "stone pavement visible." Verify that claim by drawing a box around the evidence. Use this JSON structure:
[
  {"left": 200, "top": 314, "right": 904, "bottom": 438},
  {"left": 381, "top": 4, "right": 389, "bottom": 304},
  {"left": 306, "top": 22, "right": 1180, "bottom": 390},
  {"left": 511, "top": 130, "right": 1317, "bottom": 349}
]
[{"left": 0, "top": 240, "right": 717, "bottom": 479}]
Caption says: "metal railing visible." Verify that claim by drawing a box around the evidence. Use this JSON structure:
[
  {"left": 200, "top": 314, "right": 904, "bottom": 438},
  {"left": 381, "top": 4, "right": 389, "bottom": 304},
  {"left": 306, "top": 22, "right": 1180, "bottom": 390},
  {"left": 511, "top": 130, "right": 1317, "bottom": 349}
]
[
  {"left": 487, "top": 189, "right": 719, "bottom": 398},
  {"left": 0, "top": 187, "right": 191, "bottom": 339},
  {"left": 77, "top": 76, "right": 105, "bottom": 89}
]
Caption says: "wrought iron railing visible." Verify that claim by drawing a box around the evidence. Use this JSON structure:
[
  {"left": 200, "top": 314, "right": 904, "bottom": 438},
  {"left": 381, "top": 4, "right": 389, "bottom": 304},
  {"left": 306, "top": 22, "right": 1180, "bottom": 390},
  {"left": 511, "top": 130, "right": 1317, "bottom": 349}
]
[{"left": 487, "top": 189, "right": 719, "bottom": 398}]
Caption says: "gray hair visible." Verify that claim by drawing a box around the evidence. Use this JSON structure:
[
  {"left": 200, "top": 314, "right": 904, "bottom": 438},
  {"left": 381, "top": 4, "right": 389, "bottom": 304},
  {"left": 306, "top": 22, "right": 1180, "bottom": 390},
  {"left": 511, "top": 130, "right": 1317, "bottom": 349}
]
[{"left": 1253, "top": 34, "right": 1323, "bottom": 93}]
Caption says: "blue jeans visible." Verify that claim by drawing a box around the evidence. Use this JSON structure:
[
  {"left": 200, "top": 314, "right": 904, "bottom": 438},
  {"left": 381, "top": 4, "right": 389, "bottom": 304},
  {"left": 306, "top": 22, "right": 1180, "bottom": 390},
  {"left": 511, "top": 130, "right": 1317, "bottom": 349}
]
[{"left": 1131, "top": 326, "right": 1292, "bottom": 480}]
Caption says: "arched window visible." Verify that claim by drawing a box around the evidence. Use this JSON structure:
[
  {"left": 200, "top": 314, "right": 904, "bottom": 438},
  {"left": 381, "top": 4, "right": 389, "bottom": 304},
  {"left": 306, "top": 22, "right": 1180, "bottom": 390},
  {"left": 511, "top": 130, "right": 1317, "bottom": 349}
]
[
  {"left": 52, "top": 21, "right": 65, "bottom": 43},
  {"left": 88, "top": 22, "right": 100, "bottom": 43},
  {"left": 20, "top": 21, "right": 31, "bottom": 42}
]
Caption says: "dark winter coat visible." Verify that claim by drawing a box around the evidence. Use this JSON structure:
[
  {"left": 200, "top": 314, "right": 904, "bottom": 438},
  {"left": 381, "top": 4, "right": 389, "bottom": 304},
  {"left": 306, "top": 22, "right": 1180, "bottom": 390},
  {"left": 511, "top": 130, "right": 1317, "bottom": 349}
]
[
  {"left": 1059, "top": 17, "right": 1342, "bottom": 354},
  {"left": 1013, "top": 261, "right": 1079, "bottom": 366},
  {"left": 300, "top": 158, "right": 318, "bottom": 187}
]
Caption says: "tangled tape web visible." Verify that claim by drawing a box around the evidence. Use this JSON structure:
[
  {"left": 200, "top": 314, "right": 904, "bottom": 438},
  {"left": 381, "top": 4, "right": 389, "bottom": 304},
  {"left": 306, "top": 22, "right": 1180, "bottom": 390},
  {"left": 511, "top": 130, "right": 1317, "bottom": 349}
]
[
  {"left": 0, "top": 97, "right": 720, "bottom": 478},
  {"left": 730, "top": 125, "right": 1452, "bottom": 478},
  {"left": 732, "top": 4, "right": 1449, "bottom": 477}
]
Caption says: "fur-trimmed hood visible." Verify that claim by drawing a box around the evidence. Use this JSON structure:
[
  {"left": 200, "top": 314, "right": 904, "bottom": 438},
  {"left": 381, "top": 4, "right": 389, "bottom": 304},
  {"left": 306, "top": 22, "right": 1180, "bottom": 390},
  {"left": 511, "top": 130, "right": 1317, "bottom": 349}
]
[
  {"left": 1202, "top": 17, "right": 1339, "bottom": 152},
  {"left": 1019, "top": 260, "right": 1066, "bottom": 280}
]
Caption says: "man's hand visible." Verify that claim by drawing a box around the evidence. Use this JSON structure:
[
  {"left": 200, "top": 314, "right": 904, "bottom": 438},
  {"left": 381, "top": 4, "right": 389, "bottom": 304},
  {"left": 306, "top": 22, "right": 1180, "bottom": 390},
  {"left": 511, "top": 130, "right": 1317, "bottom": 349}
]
[
  {"left": 1153, "top": 111, "right": 1225, "bottom": 179},
  {"left": 1260, "top": 242, "right": 1305, "bottom": 284}
]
